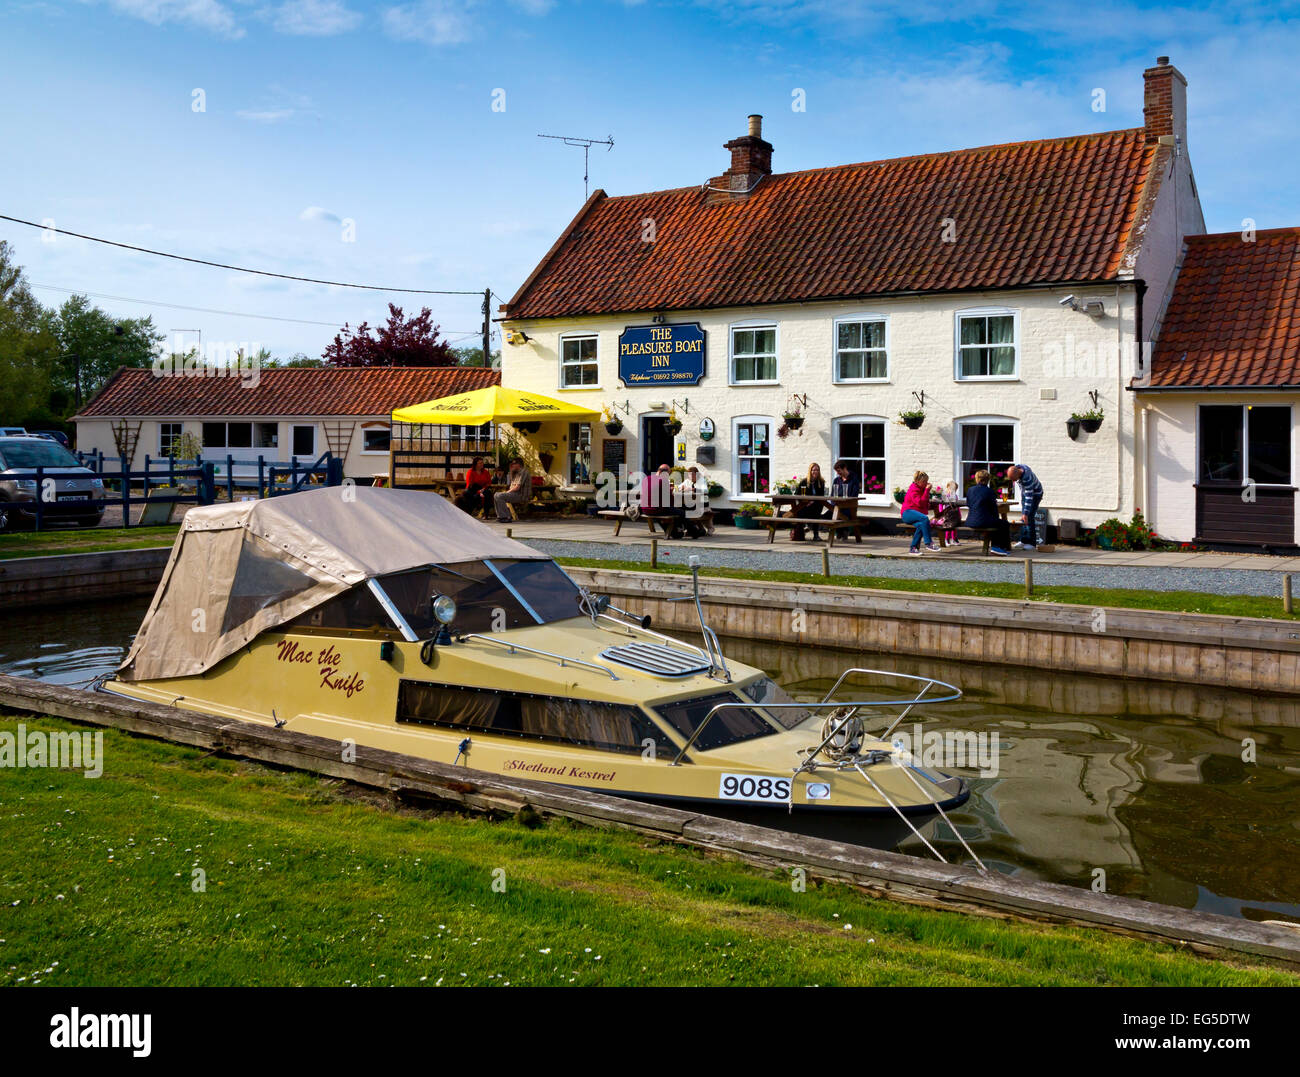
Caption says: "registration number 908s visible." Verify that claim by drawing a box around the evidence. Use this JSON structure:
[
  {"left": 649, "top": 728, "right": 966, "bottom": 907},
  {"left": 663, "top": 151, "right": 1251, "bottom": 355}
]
[{"left": 719, "top": 774, "right": 792, "bottom": 803}]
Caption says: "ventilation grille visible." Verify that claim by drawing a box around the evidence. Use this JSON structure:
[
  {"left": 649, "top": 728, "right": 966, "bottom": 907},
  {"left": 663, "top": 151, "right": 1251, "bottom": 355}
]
[{"left": 598, "top": 643, "right": 711, "bottom": 677}]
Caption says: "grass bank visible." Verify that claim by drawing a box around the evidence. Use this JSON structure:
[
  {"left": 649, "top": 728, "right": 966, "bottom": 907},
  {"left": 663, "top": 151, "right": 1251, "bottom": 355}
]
[
  {"left": 0, "top": 525, "right": 179, "bottom": 560},
  {"left": 557, "top": 556, "right": 1299, "bottom": 622},
  {"left": 1, "top": 714, "right": 1294, "bottom": 987}
]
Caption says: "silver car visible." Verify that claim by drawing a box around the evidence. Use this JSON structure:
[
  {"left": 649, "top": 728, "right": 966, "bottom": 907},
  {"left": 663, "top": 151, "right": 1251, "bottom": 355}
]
[{"left": 0, "top": 436, "right": 106, "bottom": 530}]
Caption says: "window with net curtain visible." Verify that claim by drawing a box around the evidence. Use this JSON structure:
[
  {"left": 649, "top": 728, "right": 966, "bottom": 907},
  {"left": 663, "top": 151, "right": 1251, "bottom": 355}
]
[
  {"left": 958, "top": 313, "right": 1017, "bottom": 378},
  {"left": 958, "top": 421, "right": 1016, "bottom": 496},
  {"left": 731, "top": 326, "right": 777, "bottom": 383}
]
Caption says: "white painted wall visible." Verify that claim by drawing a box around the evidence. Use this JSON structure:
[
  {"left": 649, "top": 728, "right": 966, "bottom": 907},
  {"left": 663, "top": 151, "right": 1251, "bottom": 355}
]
[{"left": 503, "top": 287, "right": 1142, "bottom": 528}]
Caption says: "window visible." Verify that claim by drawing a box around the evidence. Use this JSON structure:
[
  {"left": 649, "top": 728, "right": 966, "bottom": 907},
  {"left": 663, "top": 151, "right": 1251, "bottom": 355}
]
[
  {"left": 835, "top": 317, "right": 888, "bottom": 381},
  {"left": 398, "top": 681, "right": 676, "bottom": 757},
  {"left": 957, "top": 419, "right": 1017, "bottom": 496},
  {"left": 734, "top": 418, "right": 771, "bottom": 495},
  {"left": 1199, "top": 405, "right": 1292, "bottom": 486},
  {"left": 567, "top": 422, "right": 592, "bottom": 485},
  {"left": 560, "top": 334, "right": 598, "bottom": 387},
  {"left": 201, "top": 422, "right": 276, "bottom": 453},
  {"left": 362, "top": 427, "right": 391, "bottom": 453},
  {"left": 730, "top": 325, "right": 777, "bottom": 384},
  {"left": 291, "top": 424, "right": 315, "bottom": 458},
  {"left": 655, "top": 691, "right": 777, "bottom": 752},
  {"left": 956, "top": 310, "right": 1018, "bottom": 379},
  {"left": 834, "top": 418, "right": 887, "bottom": 498},
  {"left": 159, "top": 422, "right": 183, "bottom": 457}
]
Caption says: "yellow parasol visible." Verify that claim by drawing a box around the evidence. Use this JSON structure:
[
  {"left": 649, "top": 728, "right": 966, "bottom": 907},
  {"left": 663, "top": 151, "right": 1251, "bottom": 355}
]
[{"left": 392, "top": 385, "right": 600, "bottom": 426}]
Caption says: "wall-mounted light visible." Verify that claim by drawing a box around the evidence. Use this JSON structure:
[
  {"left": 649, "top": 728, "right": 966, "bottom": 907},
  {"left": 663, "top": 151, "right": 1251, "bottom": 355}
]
[
  {"left": 504, "top": 328, "right": 532, "bottom": 346},
  {"left": 1081, "top": 300, "right": 1105, "bottom": 317}
]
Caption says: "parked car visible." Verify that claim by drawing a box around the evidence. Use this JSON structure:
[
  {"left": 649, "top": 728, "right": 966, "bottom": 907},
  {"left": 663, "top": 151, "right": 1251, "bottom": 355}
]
[
  {"left": 0, "top": 436, "right": 106, "bottom": 530},
  {"left": 1, "top": 426, "right": 27, "bottom": 437},
  {"left": 29, "top": 429, "right": 71, "bottom": 448}
]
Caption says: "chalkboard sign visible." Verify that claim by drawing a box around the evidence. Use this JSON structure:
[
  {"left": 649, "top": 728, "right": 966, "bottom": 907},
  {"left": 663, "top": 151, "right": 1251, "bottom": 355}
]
[{"left": 602, "top": 438, "right": 626, "bottom": 476}]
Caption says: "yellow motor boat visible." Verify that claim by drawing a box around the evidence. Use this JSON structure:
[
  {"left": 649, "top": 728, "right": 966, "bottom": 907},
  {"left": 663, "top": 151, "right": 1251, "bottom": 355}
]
[{"left": 101, "top": 486, "right": 977, "bottom": 855}]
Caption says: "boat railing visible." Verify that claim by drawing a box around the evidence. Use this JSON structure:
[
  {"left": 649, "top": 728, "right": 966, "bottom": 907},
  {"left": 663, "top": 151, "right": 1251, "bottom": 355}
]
[{"left": 455, "top": 632, "right": 620, "bottom": 681}]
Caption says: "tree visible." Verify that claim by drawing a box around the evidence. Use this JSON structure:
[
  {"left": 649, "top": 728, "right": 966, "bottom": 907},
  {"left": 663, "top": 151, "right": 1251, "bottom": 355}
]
[
  {"left": 260, "top": 351, "right": 324, "bottom": 368},
  {"left": 450, "top": 345, "right": 501, "bottom": 368},
  {"left": 323, "top": 303, "right": 455, "bottom": 367},
  {"left": 40, "top": 295, "right": 162, "bottom": 407},
  {"left": 0, "top": 241, "right": 58, "bottom": 425}
]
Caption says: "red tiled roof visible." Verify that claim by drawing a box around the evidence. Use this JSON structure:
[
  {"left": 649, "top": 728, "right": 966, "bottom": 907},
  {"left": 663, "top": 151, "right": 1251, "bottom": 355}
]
[
  {"left": 1146, "top": 229, "right": 1300, "bottom": 388},
  {"left": 74, "top": 366, "right": 501, "bottom": 419},
  {"left": 505, "top": 129, "right": 1157, "bottom": 320}
]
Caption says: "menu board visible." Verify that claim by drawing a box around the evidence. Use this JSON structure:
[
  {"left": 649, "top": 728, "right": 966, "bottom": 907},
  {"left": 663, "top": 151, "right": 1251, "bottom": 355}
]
[{"left": 602, "top": 437, "right": 627, "bottom": 475}]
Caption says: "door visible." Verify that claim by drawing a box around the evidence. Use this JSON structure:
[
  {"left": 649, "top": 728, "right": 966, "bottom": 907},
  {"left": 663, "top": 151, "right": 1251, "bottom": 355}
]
[{"left": 641, "top": 416, "right": 673, "bottom": 474}]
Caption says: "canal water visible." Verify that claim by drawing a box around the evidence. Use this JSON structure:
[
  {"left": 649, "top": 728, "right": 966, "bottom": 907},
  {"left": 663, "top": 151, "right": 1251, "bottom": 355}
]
[{"left": 2, "top": 598, "right": 1298, "bottom": 925}]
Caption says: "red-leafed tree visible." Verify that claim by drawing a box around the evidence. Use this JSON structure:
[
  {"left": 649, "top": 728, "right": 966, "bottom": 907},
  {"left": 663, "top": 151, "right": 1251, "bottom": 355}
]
[{"left": 323, "top": 303, "right": 456, "bottom": 367}]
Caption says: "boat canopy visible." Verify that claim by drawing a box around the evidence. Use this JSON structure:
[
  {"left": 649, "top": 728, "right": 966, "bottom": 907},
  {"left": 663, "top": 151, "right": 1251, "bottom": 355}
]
[{"left": 119, "top": 485, "right": 546, "bottom": 682}]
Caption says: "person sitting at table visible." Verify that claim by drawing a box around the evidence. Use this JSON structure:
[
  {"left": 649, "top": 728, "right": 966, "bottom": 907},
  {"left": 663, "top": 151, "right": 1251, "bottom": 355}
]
[
  {"left": 678, "top": 466, "right": 715, "bottom": 535},
  {"left": 456, "top": 456, "right": 493, "bottom": 518},
  {"left": 790, "top": 462, "right": 827, "bottom": 542},
  {"left": 830, "top": 459, "right": 859, "bottom": 499},
  {"left": 899, "top": 470, "right": 941, "bottom": 554},
  {"left": 965, "top": 469, "right": 1011, "bottom": 556},
  {"left": 493, "top": 458, "right": 532, "bottom": 521}
]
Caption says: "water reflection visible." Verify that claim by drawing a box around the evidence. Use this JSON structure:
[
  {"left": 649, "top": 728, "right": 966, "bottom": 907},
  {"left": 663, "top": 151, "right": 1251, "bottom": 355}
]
[{"left": 726, "top": 637, "right": 1300, "bottom": 923}]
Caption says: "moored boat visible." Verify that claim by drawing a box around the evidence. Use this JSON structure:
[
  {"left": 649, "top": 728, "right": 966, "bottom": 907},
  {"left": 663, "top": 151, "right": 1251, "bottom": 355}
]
[{"left": 102, "top": 486, "right": 979, "bottom": 858}]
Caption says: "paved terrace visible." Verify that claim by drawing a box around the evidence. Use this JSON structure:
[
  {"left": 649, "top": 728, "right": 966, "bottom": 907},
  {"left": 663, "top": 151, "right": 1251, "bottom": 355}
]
[{"left": 499, "top": 516, "right": 1300, "bottom": 599}]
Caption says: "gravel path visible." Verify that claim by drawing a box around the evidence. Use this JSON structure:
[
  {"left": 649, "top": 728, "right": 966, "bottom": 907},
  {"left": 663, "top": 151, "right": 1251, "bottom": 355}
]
[{"left": 529, "top": 537, "right": 1290, "bottom": 599}]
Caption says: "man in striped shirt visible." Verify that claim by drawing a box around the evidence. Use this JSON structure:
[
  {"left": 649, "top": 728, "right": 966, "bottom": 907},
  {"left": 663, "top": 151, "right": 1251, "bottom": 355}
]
[{"left": 1007, "top": 464, "right": 1044, "bottom": 550}]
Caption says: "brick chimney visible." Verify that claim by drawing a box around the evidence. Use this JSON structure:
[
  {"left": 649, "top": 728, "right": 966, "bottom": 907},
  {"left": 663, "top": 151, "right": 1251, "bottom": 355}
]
[
  {"left": 706, "top": 114, "right": 773, "bottom": 202},
  {"left": 1143, "top": 56, "right": 1188, "bottom": 148}
]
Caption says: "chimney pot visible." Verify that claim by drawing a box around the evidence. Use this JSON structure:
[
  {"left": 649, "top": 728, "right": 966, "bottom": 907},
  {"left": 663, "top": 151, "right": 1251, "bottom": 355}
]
[
  {"left": 747, "top": 114, "right": 763, "bottom": 137},
  {"left": 1157, "top": 55, "right": 1169, "bottom": 65}
]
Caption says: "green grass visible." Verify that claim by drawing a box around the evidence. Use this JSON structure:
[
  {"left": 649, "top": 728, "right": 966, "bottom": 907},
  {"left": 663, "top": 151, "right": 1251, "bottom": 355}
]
[
  {"left": 557, "top": 556, "right": 1299, "bottom": 621},
  {"left": 1, "top": 714, "right": 1294, "bottom": 986},
  {"left": 0, "top": 525, "right": 179, "bottom": 560}
]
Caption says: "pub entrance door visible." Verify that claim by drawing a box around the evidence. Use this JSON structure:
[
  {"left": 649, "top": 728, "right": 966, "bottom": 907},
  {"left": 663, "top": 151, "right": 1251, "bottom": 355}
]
[{"left": 641, "top": 415, "right": 674, "bottom": 474}]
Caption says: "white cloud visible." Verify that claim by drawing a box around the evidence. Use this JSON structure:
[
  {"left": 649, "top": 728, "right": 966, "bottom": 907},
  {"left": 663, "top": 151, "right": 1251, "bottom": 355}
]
[
  {"left": 96, "top": 0, "right": 244, "bottom": 37},
  {"left": 263, "top": 0, "right": 361, "bottom": 36},
  {"left": 381, "top": 0, "right": 478, "bottom": 46},
  {"left": 300, "top": 206, "right": 343, "bottom": 223},
  {"left": 237, "top": 85, "right": 318, "bottom": 122}
]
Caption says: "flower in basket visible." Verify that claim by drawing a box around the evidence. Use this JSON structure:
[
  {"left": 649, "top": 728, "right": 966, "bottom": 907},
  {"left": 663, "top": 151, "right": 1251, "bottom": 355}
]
[{"left": 892, "top": 486, "right": 906, "bottom": 504}]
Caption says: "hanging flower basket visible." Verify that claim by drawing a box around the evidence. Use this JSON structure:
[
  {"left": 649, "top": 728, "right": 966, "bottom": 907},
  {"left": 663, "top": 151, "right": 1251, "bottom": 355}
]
[
  {"left": 782, "top": 413, "right": 804, "bottom": 431},
  {"left": 604, "top": 420, "right": 623, "bottom": 436},
  {"left": 1072, "top": 409, "right": 1104, "bottom": 434},
  {"left": 899, "top": 410, "right": 925, "bottom": 430},
  {"left": 664, "top": 419, "right": 682, "bottom": 436},
  {"left": 1081, "top": 416, "right": 1103, "bottom": 434}
]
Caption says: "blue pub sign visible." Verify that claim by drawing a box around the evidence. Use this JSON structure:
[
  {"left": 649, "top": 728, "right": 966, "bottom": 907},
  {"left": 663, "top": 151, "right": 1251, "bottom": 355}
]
[{"left": 617, "top": 323, "right": 706, "bottom": 386}]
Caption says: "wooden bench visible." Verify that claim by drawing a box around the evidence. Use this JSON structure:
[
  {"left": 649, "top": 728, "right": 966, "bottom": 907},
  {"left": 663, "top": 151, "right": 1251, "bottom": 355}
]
[
  {"left": 759, "top": 516, "right": 866, "bottom": 546},
  {"left": 597, "top": 508, "right": 685, "bottom": 537}
]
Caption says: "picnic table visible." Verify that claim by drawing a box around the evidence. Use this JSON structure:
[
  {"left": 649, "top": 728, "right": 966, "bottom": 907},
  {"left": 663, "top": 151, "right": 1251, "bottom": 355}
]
[
  {"left": 760, "top": 494, "right": 865, "bottom": 547},
  {"left": 934, "top": 497, "right": 1016, "bottom": 552}
]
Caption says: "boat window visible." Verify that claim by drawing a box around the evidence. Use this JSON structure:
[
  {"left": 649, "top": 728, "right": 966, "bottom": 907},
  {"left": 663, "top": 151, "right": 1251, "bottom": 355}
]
[
  {"left": 396, "top": 681, "right": 677, "bottom": 758},
  {"left": 292, "top": 585, "right": 392, "bottom": 634},
  {"left": 484, "top": 559, "right": 584, "bottom": 624},
  {"left": 740, "top": 677, "right": 814, "bottom": 730},
  {"left": 655, "top": 692, "right": 777, "bottom": 752}
]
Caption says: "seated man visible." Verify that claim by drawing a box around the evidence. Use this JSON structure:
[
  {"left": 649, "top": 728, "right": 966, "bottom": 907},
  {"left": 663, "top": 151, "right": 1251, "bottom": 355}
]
[
  {"left": 493, "top": 458, "right": 532, "bottom": 521},
  {"left": 965, "top": 469, "right": 1011, "bottom": 555},
  {"left": 678, "top": 465, "right": 715, "bottom": 535}
]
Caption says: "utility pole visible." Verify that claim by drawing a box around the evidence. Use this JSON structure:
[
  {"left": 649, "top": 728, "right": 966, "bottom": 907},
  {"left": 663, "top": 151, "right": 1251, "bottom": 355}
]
[
  {"left": 482, "top": 288, "right": 492, "bottom": 368},
  {"left": 538, "top": 133, "right": 614, "bottom": 199}
]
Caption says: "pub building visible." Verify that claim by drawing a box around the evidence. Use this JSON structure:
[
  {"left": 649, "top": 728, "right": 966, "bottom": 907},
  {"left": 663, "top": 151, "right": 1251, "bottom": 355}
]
[{"left": 500, "top": 58, "right": 1211, "bottom": 537}]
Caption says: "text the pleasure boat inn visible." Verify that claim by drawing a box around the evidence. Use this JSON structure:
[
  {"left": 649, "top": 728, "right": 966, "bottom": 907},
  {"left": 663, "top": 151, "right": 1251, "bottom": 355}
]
[{"left": 500, "top": 57, "right": 1205, "bottom": 535}]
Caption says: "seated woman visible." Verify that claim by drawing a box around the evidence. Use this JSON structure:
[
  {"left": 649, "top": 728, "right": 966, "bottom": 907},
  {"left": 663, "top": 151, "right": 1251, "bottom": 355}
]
[
  {"left": 679, "top": 466, "right": 715, "bottom": 535},
  {"left": 899, "top": 470, "right": 940, "bottom": 554},
  {"left": 456, "top": 456, "right": 493, "bottom": 518},
  {"left": 964, "top": 470, "right": 1011, "bottom": 556},
  {"left": 791, "top": 462, "right": 827, "bottom": 541}
]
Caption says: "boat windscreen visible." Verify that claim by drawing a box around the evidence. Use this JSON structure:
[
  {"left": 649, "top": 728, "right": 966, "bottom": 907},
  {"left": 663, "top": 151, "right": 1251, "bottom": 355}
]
[
  {"left": 654, "top": 692, "right": 778, "bottom": 752},
  {"left": 740, "top": 677, "right": 814, "bottom": 730},
  {"left": 295, "top": 559, "right": 583, "bottom": 637}
]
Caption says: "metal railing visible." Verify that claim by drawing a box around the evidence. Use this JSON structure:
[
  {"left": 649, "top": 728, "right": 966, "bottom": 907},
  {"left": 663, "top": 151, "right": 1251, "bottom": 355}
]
[{"left": 455, "top": 632, "right": 619, "bottom": 680}]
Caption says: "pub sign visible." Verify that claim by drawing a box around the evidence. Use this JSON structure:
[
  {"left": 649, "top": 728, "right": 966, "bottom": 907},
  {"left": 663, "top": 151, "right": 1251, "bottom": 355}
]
[{"left": 617, "top": 323, "right": 706, "bottom": 386}]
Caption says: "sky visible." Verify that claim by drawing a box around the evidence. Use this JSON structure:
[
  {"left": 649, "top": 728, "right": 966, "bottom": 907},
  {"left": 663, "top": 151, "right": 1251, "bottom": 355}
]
[{"left": 2, "top": 0, "right": 1298, "bottom": 361}]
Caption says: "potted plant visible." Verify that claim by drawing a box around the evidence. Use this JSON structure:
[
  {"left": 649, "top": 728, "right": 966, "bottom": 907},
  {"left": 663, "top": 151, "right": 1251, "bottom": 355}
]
[
  {"left": 664, "top": 407, "right": 682, "bottom": 436},
  {"left": 898, "top": 408, "right": 926, "bottom": 430},
  {"left": 602, "top": 405, "right": 623, "bottom": 436},
  {"left": 1072, "top": 407, "right": 1104, "bottom": 433},
  {"left": 782, "top": 400, "right": 805, "bottom": 432},
  {"left": 1094, "top": 517, "right": 1132, "bottom": 550},
  {"left": 893, "top": 487, "right": 906, "bottom": 504},
  {"left": 734, "top": 505, "right": 758, "bottom": 529},
  {"left": 706, "top": 480, "right": 724, "bottom": 498}
]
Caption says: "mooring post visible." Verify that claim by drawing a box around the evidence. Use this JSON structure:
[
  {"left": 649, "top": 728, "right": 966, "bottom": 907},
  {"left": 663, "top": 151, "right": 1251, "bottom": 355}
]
[
  {"left": 506, "top": 527, "right": 513, "bottom": 539},
  {"left": 1025, "top": 558, "right": 1034, "bottom": 597},
  {"left": 822, "top": 548, "right": 830, "bottom": 578},
  {"left": 651, "top": 537, "right": 659, "bottom": 568},
  {"left": 1285, "top": 574, "right": 1293, "bottom": 615}
]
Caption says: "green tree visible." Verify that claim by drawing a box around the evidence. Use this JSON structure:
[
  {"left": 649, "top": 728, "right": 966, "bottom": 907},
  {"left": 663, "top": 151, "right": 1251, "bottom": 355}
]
[
  {"left": 450, "top": 345, "right": 501, "bottom": 368},
  {"left": 0, "top": 241, "right": 58, "bottom": 425},
  {"left": 41, "top": 294, "right": 163, "bottom": 409}
]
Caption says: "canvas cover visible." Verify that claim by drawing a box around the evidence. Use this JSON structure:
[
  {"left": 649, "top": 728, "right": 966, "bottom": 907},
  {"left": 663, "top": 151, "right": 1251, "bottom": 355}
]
[{"left": 119, "top": 485, "right": 546, "bottom": 682}]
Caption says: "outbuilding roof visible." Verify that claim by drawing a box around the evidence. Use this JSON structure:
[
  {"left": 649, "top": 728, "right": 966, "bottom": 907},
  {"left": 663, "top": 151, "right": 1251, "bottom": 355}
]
[
  {"left": 74, "top": 365, "right": 501, "bottom": 419},
  {"left": 1144, "top": 228, "right": 1300, "bottom": 389}
]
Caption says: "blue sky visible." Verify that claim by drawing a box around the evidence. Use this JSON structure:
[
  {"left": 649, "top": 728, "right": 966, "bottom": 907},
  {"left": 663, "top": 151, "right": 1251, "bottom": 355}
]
[{"left": 2, "top": 0, "right": 1298, "bottom": 360}]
